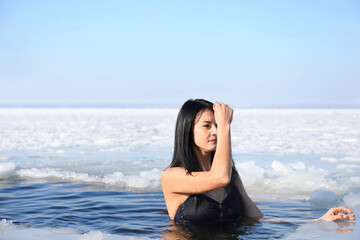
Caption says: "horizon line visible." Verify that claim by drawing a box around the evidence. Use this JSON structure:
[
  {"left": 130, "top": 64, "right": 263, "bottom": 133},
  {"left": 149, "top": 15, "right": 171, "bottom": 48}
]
[{"left": 1, "top": 103, "right": 360, "bottom": 109}]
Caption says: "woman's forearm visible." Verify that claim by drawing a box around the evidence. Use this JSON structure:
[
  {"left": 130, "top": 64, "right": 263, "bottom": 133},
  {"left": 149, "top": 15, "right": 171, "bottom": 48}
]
[{"left": 210, "top": 124, "right": 232, "bottom": 184}]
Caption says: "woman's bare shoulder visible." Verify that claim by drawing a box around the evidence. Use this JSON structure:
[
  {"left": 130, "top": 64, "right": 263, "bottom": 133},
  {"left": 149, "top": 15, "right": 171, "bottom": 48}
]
[
  {"left": 161, "top": 167, "right": 186, "bottom": 192},
  {"left": 161, "top": 167, "right": 186, "bottom": 178}
]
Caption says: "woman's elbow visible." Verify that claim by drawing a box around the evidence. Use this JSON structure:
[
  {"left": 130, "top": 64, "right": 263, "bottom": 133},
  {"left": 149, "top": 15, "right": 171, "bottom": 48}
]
[{"left": 215, "top": 174, "right": 231, "bottom": 188}]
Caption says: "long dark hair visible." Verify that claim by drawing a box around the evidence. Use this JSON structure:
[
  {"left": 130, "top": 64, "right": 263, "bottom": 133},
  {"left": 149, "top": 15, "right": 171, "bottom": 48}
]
[
  {"left": 170, "top": 99, "right": 214, "bottom": 173},
  {"left": 169, "top": 99, "right": 243, "bottom": 210}
]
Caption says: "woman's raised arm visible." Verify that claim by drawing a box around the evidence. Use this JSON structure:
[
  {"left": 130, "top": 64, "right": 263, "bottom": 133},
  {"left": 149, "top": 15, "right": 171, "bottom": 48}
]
[{"left": 161, "top": 102, "right": 234, "bottom": 195}]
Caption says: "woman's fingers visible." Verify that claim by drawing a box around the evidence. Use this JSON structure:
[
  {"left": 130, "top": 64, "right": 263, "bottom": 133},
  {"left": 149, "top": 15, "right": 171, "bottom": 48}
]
[
  {"left": 213, "top": 102, "right": 233, "bottom": 125},
  {"left": 338, "top": 213, "right": 356, "bottom": 221},
  {"left": 345, "top": 214, "right": 356, "bottom": 220},
  {"left": 332, "top": 206, "right": 355, "bottom": 220},
  {"left": 334, "top": 206, "right": 353, "bottom": 214},
  {"left": 319, "top": 206, "right": 355, "bottom": 221},
  {"left": 213, "top": 102, "right": 230, "bottom": 107}
]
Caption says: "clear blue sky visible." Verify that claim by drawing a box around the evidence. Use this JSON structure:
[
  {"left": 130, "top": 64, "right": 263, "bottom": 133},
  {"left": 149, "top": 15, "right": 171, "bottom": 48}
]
[{"left": 1, "top": 0, "right": 359, "bottom": 107}]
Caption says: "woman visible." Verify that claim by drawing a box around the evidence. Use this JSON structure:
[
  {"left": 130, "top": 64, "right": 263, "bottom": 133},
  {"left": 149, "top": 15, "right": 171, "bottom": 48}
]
[{"left": 161, "top": 99, "right": 355, "bottom": 224}]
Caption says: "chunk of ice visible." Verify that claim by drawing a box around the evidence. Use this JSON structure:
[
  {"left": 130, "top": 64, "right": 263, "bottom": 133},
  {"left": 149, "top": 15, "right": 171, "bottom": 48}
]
[{"left": 309, "top": 189, "right": 338, "bottom": 208}]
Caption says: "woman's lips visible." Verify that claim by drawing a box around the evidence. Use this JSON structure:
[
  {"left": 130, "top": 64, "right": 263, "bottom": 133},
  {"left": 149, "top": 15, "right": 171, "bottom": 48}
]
[{"left": 209, "top": 139, "right": 217, "bottom": 143}]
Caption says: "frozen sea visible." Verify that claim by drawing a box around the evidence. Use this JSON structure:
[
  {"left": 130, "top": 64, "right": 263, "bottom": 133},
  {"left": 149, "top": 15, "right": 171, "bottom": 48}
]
[{"left": 0, "top": 108, "right": 360, "bottom": 239}]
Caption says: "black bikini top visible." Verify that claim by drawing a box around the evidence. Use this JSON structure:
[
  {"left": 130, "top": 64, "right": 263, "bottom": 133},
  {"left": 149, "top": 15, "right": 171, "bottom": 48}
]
[{"left": 174, "top": 185, "right": 244, "bottom": 224}]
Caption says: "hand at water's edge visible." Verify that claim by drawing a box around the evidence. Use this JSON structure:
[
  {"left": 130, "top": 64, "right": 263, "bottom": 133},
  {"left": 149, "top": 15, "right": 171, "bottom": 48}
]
[
  {"left": 261, "top": 206, "right": 356, "bottom": 223},
  {"left": 317, "top": 206, "right": 356, "bottom": 222}
]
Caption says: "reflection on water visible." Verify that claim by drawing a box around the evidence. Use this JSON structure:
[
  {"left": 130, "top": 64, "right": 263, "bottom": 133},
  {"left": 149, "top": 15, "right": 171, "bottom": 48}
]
[
  {"left": 161, "top": 211, "right": 358, "bottom": 239},
  {"left": 161, "top": 218, "right": 257, "bottom": 240},
  {"left": 334, "top": 221, "right": 356, "bottom": 234},
  {"left": 161, "top": 217, "right": 299, "bottom": 239},
  {"left": 288, "top": 220, "right": 356, "bottom": 236},
  {"left": 0, "top": 181, "right": 358, "bottom": 239},
  {"left": 283, "top": 219, "right": 358, "bottom": 239}
]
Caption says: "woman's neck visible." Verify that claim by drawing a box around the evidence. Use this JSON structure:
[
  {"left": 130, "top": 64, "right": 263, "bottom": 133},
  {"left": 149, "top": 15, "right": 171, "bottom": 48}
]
[{"left": 196, "top": 151, "right": 211, "bottom": 171}]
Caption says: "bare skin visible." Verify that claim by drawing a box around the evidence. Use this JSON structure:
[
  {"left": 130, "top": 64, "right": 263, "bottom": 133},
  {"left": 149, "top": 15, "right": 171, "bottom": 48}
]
[
  {"left": 161, "top": 103, "right": 233, "bottom": 219},
  {"left": 161, "top": 102, "right": 356, "bottom": 223},
  {"left": 317, "top": 207, "right": 355, "bottom": 221},
  {"left": 161, "top": 102, "right": 262, "bottom": 220},
  {"left": 262, "top": 206, "right": 356, "bottom": 223}
]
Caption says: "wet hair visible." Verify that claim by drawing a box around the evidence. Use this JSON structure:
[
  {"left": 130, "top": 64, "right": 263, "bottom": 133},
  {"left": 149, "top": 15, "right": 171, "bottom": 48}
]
[{"left": 169, "top": 99, "right": 244, "bottom": 213}]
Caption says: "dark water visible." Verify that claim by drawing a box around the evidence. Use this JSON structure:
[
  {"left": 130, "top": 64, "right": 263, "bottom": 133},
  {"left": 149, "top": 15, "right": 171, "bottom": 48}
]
[{"left": 0, "top": 180, "right": 340, "bottom": 239}]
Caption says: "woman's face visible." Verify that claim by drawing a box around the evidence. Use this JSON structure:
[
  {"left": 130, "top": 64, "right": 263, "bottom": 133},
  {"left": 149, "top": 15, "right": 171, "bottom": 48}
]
[{"left": 193, "top": 109, "right": 217, "bottom": 155}]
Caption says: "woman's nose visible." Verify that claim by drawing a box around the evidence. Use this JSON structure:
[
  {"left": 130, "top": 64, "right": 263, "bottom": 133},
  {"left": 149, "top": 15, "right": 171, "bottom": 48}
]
[{"left": 211, "top": 125, "right": 217, "bottom": 135}]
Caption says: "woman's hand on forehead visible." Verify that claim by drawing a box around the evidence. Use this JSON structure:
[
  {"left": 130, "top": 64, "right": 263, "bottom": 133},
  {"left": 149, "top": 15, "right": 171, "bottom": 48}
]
[{"left": 213, "top": 102, "right": 233, "bottom": 126}]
